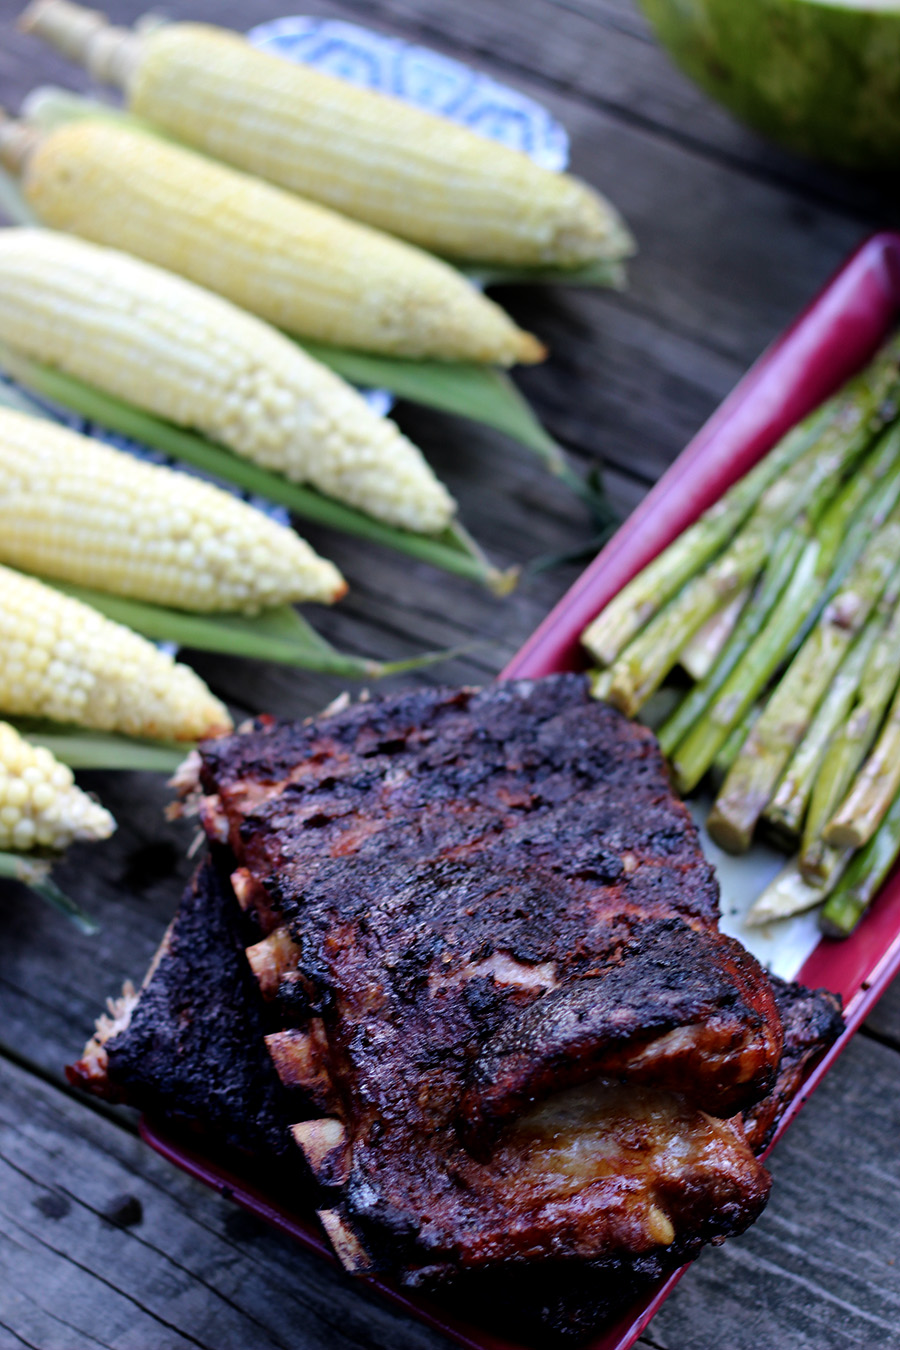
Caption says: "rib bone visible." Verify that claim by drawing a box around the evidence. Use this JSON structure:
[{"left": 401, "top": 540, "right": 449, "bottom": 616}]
[
  {"left": 291, "top": 1119, "right": 350, "bottom": 1186},
  {"left": 264, "top": 1026, "right": 336, "bottom": 1113},
  {"left": 317, "top": 1209, "right": 371, "bottom": 1273},
  {"left": 247, "top": 927, "right": 300, "bottom": 999}
]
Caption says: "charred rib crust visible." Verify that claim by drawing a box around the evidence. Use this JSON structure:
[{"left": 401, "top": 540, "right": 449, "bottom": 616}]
[
  {"left": 744, "top": 977, "right": 844, "bottom": 1152},
  {"left": 68, "top": 803, "right": 844, "bottom": 1348},
  {"left": 196, "top": 679, "right": 776, "bottom": 1129},
  {"left": 188, "top": 676, "right": 787, "bottom": 1280},
  {"left": 75, "top": 856, "right": 298, "bottom": 1158},
  {"left": 461, "top": 922, "right": 781, "bottom": 1150}
]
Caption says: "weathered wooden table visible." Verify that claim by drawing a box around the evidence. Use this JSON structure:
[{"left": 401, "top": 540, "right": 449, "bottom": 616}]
[{"left": 1, "top": 2, "right": 899, "bottom": 1347}]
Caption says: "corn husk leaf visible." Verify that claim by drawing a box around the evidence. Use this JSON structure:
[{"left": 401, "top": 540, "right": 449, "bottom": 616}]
[
  {"left": 5, "top": 718, "right": 186, "bottom": 773},
  {"left": 0, "top": 348, "right": 513, "bottom": 592},
  {"left": 0, "top": 372, "right": 46, "bottom": 415},
  {"left": 0, "top": 848, "right": 98, "bottom": 933},
  {"left": 0, "top": 166, "right": 38, "bottom": 227},
  {"left": 36, "top": 577, "right": 454, "bottom": 677},
  {"left": 22, "top": 85, "right": 179, "bottom": 142},
  {"left": 299, "top": 340, "right": 570, "bottom": 472},
  {"left": 466, "top": 258, "right": 627, "bottom": 289}
]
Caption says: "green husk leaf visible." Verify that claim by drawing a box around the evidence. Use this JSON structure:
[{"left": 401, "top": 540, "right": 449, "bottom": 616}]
[
  {"left": 299, "top": 339, "right": 568, "bottom": 469},
  {"left": 301, "top": 343, "right": 607, "bottom": 511},
  {"left": 22, "top": 85, "right": 179, "bottom": 143},
  {"left": 36, "top": 579, "right": 454, "bottom": 677},
  {"left": 0, "top": 165, "right": 37, "bottom": 226},
  {"left": 4, "top": 718, "right": 186, "bottom": 772},
  {"left": 0, "top": 348, "right": 511, "bottom": 591},
  {"left": 0, "top": 849, "right": 98, "bottom": 933},
  {"left": 0, "top": 373, "right": 46, "bottom": 416}
]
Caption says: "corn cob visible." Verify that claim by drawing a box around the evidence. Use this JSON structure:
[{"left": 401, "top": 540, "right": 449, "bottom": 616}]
[
  {"left": 0, "top": 407, "right": 344, "bottom": 613},
  {"left": 20, "top": 0, "right": 633, "bottom": 268},
  {"left": 0, "top": 720, "right": 114, "bottom": 852},
  {"left": 2, "top": 118, "right": 543, "bottom": 367},
  {"left": 0, "top": 563, "right": 231, "bottom": 741},
  {"left": 0, "top": 229, "right": 455, "bottom": 534}
]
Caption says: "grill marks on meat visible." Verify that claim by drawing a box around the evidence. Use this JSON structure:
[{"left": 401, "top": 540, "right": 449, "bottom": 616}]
[{"left": 193, "top": 676, "right": 786, "bottom": 1276}]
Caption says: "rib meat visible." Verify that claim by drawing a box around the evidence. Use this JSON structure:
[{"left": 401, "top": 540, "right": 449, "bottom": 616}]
[
  {"left": 69, "top": 674, "right": 844, "bottom": 1343},
  {"left": 70, "top": 855, "right": 842, "bottom": 1345},
  {"left": 187, "top": 676, "right": 785, "bottom": 1277}
]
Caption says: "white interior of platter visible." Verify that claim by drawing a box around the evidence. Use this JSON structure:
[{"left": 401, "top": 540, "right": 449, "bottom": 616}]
[{"left": 688, "top": 801, "right": 820, "bottom": 981}]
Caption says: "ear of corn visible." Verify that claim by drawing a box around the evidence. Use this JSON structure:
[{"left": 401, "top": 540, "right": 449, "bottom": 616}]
[
  {"left": 0, "top": 406, "right": 345, "bottom": 613},
  {"left": 0, "top": 720, "right": 115, "bottom": 852},
  {"left": 0, "top": 562, "right": 232, "bottom": 741},
  {"left": 1, "top": 346, "right": 510, "bottom": 591},
  {"left": 0, "top": 228, "right": 456, "bottom": 535},
  {"left": 17, "top": 119, "right": 543, "bottom": 367},
  {"left": 2, "top": 99, "right": 565, "bottom": 475},
  {"left": 21, "top": 2, "right": 633, "bottom": 268},
  {"left": 132, "top": 24, "right": 633, "bottom": 268}
]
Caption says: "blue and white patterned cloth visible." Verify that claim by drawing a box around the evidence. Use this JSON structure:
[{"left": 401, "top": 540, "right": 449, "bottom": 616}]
[{"left": 247, "top": 16, "right": 568, "bottom": 171}]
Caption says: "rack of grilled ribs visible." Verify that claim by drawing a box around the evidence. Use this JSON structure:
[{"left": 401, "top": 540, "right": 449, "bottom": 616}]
[{"left": 70, "top": 675, "right": 844, "bottom": 1344}]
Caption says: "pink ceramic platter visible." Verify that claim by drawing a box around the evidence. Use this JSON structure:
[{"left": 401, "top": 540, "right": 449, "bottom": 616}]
[{"left": 143, "top": 230, "right": 900, "bottom": 1350}]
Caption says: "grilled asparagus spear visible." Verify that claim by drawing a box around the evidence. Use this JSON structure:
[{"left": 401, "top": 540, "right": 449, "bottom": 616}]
[
  {"left": 820, "top": 785, "right": 900, "bottom": 936},
  {"left": 583, "top": 335, "right": 900, "bottom": 668},
  {"left": 825, "top": 679, "right": 900, "bottom": 850},
  {"left": 708, "top": 498, "right": 900, "bottom": 852},
  {"left": 659, "top": 526, "right": 806, "bottom": 763},
  {"left": 801, "top": 588, "right": 900, "bottom": 875},
  {"left": 667, "top": 435, "right": 900, "bottom": 790},
  {"left": 766, "top": 578, "right": 898, "bottom": 840}
]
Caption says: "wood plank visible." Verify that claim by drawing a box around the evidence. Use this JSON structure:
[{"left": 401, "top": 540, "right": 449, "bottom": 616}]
[{"left": 865, "top": 978, "right": 900, "bottom": 1050}]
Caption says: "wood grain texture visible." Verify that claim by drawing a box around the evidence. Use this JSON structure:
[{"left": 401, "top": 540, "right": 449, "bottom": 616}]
[
  {"left": 0, "top": 0, "right": 898, "bottom": 1346},
  {"left": 0, "top": 1053, "right": 454, "bottom": 1350},
  {"left": 865, "top": 978, "right": 900, "bottom": 1050}
]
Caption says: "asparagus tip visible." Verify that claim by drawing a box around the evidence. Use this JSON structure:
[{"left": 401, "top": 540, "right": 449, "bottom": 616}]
[
  {"left": 706, "top": 804, "right": 753, "bottom": 855},
  {"left": 823, "top": 818, "right": 866, "bottom": 850}
]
